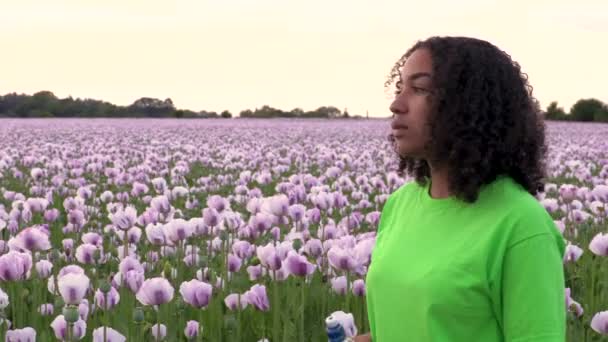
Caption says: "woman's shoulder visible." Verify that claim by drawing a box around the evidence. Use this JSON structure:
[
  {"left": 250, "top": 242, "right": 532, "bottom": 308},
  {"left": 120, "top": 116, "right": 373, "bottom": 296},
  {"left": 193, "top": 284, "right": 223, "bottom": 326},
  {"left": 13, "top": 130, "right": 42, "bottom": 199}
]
[
  {"left": 384, "top": 180, "right": 421, "bottom": 208},
  {"left": 480, "top": 175, "right": 545, "bottom": 212},
  {"left": 482, "top": 176, "right": 563, "bottom": 249}
]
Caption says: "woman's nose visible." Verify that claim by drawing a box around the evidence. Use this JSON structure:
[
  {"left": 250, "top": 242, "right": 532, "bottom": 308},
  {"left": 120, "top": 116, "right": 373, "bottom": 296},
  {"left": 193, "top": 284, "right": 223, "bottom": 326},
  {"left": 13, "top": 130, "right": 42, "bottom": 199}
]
[{"left": 390, "top": 98, "right": 407, "bottom": 116}]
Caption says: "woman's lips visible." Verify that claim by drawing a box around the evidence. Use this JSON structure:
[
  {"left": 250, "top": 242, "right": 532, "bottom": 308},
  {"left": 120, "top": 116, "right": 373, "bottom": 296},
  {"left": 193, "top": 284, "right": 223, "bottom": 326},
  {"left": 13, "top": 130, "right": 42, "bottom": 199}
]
[{"left": 392, "top": 128, "right": 407, "bottom": 139}]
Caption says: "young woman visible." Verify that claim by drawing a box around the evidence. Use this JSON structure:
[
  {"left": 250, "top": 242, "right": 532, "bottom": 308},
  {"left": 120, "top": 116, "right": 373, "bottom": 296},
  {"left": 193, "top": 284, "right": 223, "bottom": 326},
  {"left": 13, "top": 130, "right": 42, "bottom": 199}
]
[{"left": 356, "top": 36, "right": 566, "bottom": 341}]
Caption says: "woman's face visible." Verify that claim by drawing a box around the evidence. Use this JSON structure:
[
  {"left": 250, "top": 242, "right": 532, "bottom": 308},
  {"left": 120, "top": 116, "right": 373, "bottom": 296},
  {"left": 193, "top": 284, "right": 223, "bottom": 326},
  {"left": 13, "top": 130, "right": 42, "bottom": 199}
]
[{"left": 390, "top": 48, "right": 435, "bottom": 159}]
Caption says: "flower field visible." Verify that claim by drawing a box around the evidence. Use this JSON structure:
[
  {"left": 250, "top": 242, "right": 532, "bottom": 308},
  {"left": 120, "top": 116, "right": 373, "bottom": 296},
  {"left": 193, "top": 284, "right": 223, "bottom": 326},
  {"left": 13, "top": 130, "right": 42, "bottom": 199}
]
[{"left": 0, "top": 118, "right": 606, "bottom": 341}]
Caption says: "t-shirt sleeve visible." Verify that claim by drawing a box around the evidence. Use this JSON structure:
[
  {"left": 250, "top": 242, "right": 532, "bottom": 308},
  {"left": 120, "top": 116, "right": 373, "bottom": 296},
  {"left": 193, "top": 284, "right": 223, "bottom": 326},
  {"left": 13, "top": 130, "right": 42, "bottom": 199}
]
[{"left": 501, "top": 232, "right": 566, "bottom": 341}]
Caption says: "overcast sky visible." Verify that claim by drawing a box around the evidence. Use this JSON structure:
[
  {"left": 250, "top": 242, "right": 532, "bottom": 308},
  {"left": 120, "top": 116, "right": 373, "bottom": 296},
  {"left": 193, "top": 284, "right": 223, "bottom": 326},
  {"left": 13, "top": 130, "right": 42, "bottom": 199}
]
[{"left": 1, "top": 0, "right": 606, "bottom": 117}]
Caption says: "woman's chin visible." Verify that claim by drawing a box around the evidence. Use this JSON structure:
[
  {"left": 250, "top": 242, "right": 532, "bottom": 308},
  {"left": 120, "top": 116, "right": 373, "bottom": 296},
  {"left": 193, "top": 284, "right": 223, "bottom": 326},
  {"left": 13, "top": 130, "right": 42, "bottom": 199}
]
[{"left": 397, "top": 148, "right": 422, "bottom": 159}]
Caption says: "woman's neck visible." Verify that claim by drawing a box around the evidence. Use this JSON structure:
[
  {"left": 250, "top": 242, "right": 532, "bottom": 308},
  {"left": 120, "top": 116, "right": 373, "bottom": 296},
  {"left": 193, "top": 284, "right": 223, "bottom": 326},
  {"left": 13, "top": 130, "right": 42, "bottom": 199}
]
[{"left": 428, "top": 165, "right": 451, "bottom": 199}]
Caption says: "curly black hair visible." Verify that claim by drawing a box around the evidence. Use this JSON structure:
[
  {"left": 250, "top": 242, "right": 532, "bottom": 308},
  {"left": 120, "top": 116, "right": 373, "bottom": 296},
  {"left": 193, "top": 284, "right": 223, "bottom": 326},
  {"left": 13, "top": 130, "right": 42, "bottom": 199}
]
[{"left": 386, "top": 36, "right": 547, "bottom": 203}]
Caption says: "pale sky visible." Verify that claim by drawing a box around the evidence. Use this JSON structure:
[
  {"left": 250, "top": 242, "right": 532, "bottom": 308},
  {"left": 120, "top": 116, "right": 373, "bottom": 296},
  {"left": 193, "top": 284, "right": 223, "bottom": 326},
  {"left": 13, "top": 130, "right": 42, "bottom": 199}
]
[{"left": 1, "top": 0, "right": 606, "bottom": 118}]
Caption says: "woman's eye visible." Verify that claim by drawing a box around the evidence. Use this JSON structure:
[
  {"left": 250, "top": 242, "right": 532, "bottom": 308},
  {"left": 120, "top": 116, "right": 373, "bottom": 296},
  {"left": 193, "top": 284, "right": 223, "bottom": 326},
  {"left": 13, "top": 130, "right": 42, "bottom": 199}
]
[
  {"left": 394, "top": 85, "right": 430, "bottom": 96},
  {"left": 412, "top": 86, "right": 427, "bottom": 93}
]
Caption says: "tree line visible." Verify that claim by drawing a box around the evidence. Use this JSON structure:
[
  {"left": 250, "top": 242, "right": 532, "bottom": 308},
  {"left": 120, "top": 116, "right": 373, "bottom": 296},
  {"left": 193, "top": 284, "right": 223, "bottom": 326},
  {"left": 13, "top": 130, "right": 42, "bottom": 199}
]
[
  {"left": 544, "top": 98, "right": 608, "bottom": 122},
  {"left": 0, "top": 91, "right": 366, "bottom": 119},
  {"left": 2, "top": 91, "right": 605, "bottom": 121}
]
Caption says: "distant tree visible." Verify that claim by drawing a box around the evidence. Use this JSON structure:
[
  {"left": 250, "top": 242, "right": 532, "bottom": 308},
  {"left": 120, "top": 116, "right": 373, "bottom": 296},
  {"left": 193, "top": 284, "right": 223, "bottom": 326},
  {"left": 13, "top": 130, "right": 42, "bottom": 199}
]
[
  {"left": 239, "top": 109, "right": 253, "bottom": 118},
  {"left": 221, "top": 110, "right": 232, "bottom": 118},
  {"left": 174, "top": 110, "right": 184, "bottom": 118},
  {"left": 569, "top": 99, "right": 606, "bottom": 122},
  {"left": 290, "top": 108, "right": 305, "bottom": 117},
  {"left": 544, "top": 101, "right": 567, "bottom": 121},
  {"left": 315, "top": 106, "right": 341, "bottom": 118},
  {"left": 31, "top": 91, "right": 58, "bottom": 114},
  {"left": 129, "top": 97, "right": 175, "bottom": 117},
  {"left": 181, "top": 110, "right": 199, "bottom": 118},
  {"left": 343, "top": 107, "right": 350, "bottom": 118},
  {"left": 594, "top": 107, "right": 608, "bottom": 122}
]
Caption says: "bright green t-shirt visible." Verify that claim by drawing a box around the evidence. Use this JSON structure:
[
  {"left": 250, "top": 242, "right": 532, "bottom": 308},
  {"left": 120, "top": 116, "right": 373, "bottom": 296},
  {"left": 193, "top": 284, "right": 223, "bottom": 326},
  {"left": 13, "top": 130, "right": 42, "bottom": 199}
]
[{"left": 366, "top": 175, "right": 566, "bottom": 342}]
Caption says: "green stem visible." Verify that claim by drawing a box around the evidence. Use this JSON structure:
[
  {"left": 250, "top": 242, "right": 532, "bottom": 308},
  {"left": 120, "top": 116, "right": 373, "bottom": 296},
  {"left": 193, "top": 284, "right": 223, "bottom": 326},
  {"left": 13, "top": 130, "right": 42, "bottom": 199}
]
[
  {"left": 67, "top": 322, "right": 73, "bottom": 342},
  {"left": 0, "top": 318, "right": 6, "bottom": 342},
  {"left": 217, "top": 290, "right": 223, "bottom": 341},
  {"left": 198, "top": 308, "right": 204, "bottom": 342},
  {"left": 237, "top": 305, "right": 242, "bottom": 342},
  {"left": 9, "top": 283, "right": 17, "bottom": 328},
  {"left": 300, "top": 278, "right": 306, "bottom": 342},
  {"left": 273, "top": 271, "right": 280, "bottom": 342},
  {"left": 156, "top": 306, "right": 161, "bottom": 342},
  {"left": 104, "top": 291, "right": 108, "bottom": 341},
  {"left": 346, "top": 271, "right": 351, "bottom": 312}
]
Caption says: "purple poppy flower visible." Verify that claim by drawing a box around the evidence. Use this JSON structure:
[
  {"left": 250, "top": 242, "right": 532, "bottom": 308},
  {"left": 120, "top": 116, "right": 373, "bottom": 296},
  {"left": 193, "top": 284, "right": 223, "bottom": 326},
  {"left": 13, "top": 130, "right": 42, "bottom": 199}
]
[
  {"left": 591, "top": 311, "right": 608, "bottom": 334},
  {"left": 79, "top": 299, "right": 90, "bottom": 321},
  {"left": 94, "top": 286, "right": 120, "bottom": 310},
  {"left": 151, "top": 324, "right": 167, "bottom": 340},
  {"left": 0, "top": 251, "right": 32, "bottom": 281},
  {"left": 246, "top": 265, "right": 264, "bottom": 281},
  {"left": 564, "top": 243, "right": 583, "bottom": 263},
  {"left": 352, "top": 279, "right": 366, "bottom": 296},
  {"left": 303, "top": 239, "right": 323, "bottom": 258},
  {"left": 202, "top": 207, "right": 220, "bottom": 227},
  {"left": 331, "top": 276, "right": 347, "bottom": 295},
  {"left": 67, "top": 209, "right": 86, "bottom": 228},
  {"left": 224, "top": 293, "right": 248, "bottom": 311},
  {"left": 145, "top": 223, "right": 169, "bottom": 246},
  {"left": 92, "top": 327, "right": 126, "bottom": 342},
  {"left": 207, "top": 195, "right": 230, "bottom": 213},
  {"left": 184, "top": 320, "right": 199, "bottom": 339},
  {"left": 179, "top": 279, "right": 212, "bottom": 308},
  {"left": 327, "top": 246, "right": 359, "bottom": 272},
  {"left": 119, "top": 256, "right": 144, "bottom": 275},
  {"left": 0, "top": 288, "right": 8, "bottom": 309},
  {"left": 589, "top": 233, "right": 608, "bottom": 256},
  {"left": 151, "top": 195, "right": 171, "bottom": 214},
  {"left": 288, "top": 204, "right": 306, "bottom": 222},
  {"left": 256, "top": 243, "right": 282, "bottom": 271},
  {"left": 35, "top": 259, "right": 53, "bottom": 278},
  {"left": 285, "top": 251, "right": 315, "bottom": 277},
  {"left": 81, "top": 232, "right": 103, "bottom": 246},
  {"left": 125, "top": 270, "right": 145, "bottom": 293},
  {"left": 166, "top": 219, "right": 193, "bottom": 242},
  {"left": 50, "top": 315, "right": 87, "bottom": 340},
  {"left": 249, "top": 213, "right": 273, "bottom": 235},
  {"left": 559, "top": 184, "right": 578, "bottom": 203},
  {"left": 44, "top": 208, "right": 60, "bottom": 222},
  {"left": 243, "top": 284, "right": 269, "bottom": 312},
  {"left": 136, "top": 277, "right": 174, "bottom": 306},
  {"left": 75, "top": 243, "right": 99, "bottom": 265},
  {"left": 8, "top": 226, "right": 51, "bottom": 252},
  {"left": 39, "top": 303, "right": 54, "bottom": 316},
  {"left": 261, "top": 194, "right": 289, "bottom": 217},
  {"left": 565, "top": 287, "right": 584, "bottom": 317},
  {"left": 306, "top": 208, "right": 321, "bottom": 223},
  {"left": 232, "top": 240, "right": 254, "bottom": 259},
  {"left": 58, "top": 273, "right": 90, "bottom": 305},
  {"left": 109, "top": 206, "right": 137, "bottom": 230},
  {"left": 228, "top": 254, "right": 242, "bottom": 273},
  {"left": 5, "top": 327, "right": 36, "bottom": 342},
  {"left": 58, "top": 265, "right": 85, "bottom": 278}
]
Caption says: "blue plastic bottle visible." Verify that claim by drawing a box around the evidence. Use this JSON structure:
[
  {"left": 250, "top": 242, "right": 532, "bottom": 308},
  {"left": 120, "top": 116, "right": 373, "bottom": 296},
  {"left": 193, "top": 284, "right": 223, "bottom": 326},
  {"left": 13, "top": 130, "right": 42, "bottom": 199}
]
[{"left": 326, "top": 314, "right": 349, "bottom": 342}]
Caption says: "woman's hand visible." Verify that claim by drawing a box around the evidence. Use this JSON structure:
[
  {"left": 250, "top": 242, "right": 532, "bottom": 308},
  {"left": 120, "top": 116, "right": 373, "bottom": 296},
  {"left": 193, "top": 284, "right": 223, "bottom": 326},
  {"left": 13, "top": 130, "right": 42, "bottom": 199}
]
[{"left": 353, "top": 333, "right": 372, "bottom": 342}]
